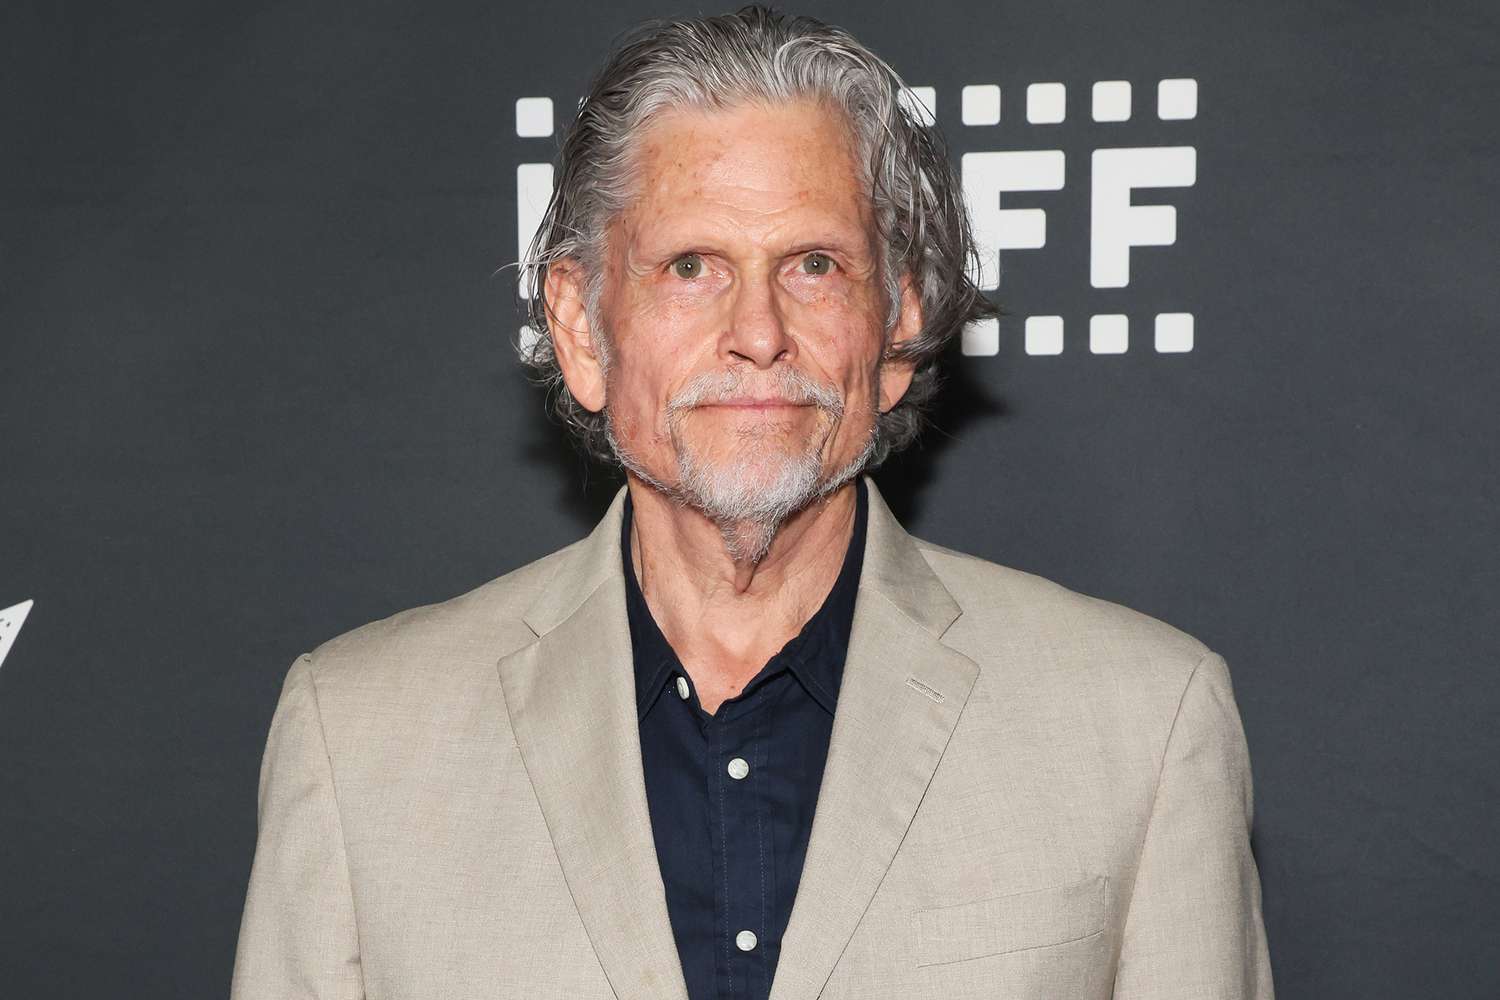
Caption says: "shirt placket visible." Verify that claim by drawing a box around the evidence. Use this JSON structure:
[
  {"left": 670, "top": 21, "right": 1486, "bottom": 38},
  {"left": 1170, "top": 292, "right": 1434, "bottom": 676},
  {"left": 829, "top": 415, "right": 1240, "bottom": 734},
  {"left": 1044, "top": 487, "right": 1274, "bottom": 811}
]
[{"left": 706, "top": 685, "right": 772, "bottom": 1000}]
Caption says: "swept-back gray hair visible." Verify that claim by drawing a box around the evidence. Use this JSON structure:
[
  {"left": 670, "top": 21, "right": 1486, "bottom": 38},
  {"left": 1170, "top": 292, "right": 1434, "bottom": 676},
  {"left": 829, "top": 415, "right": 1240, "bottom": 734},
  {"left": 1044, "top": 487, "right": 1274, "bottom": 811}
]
[{"left": 517, "top": 3, "right": 996, "bottom": 467}]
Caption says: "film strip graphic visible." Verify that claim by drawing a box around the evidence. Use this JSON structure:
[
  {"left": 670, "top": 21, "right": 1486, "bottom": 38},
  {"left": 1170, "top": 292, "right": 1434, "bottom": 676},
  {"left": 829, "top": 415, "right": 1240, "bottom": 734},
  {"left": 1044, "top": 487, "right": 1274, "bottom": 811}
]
[{"left": 514, "top": 77, "right": 1197, "bottom": 358}]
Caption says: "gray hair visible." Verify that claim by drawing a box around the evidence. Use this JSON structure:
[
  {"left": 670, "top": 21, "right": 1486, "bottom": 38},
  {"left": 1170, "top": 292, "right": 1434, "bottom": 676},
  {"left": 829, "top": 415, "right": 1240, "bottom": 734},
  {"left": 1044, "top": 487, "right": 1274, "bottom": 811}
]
[{"left": 517, "top": 3, "right": 996, "bottom": 467}]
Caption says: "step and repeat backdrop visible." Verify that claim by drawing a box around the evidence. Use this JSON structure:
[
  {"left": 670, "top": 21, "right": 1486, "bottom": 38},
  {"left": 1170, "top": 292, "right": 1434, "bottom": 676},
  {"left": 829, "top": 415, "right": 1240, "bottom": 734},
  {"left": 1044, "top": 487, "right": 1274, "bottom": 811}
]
[{"left": 2, "top": 1, "right": 1495, "bottom": 996}]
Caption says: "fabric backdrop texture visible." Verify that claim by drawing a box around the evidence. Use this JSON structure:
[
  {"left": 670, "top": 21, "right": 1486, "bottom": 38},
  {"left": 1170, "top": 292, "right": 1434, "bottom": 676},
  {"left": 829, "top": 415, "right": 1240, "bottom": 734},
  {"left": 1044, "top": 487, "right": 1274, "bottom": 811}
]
[{"left": 0, "top": 2, "right": 1495, "bottom": 998}]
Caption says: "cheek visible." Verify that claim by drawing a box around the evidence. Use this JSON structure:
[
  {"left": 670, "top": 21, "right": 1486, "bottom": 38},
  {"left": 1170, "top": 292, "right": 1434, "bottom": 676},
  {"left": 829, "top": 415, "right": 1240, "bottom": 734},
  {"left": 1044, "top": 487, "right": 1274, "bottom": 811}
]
[
  {"left": 607, "top": 365, "right": 662, "bottom": 434},
  {"left": 804, "top": 323, "right": 885, "bottom": 402},
  {"left": 605, "top": 339, "right": 692, "bottom": 439},
  {"left": 617, "top": 292, "right": 719, "bottom": 365}
]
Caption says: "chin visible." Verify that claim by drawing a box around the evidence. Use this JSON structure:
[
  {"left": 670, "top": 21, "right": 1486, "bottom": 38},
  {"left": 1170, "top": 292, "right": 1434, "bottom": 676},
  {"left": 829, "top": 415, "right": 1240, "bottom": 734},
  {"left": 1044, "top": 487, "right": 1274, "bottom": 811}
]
[{"left": 684, "top": 446, "right": 823, "bottom": 509}]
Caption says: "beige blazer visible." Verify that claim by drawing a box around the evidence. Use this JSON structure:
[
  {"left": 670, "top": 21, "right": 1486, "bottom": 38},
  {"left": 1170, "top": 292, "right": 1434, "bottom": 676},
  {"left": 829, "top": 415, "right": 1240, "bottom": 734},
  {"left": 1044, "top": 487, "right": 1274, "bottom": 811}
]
[{"left": 231, "top": 477, "right": 1273, "bottom": 999}]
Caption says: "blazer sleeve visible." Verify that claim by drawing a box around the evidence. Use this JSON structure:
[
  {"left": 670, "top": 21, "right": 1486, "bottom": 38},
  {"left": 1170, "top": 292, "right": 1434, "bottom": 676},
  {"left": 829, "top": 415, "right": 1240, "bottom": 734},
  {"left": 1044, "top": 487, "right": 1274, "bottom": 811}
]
[
  {"left": 230, "top": 654, "right": 365, "bottom": 1000},
  {"left": 1112, "top": 651, "right": 1275, "bottom": 999}
]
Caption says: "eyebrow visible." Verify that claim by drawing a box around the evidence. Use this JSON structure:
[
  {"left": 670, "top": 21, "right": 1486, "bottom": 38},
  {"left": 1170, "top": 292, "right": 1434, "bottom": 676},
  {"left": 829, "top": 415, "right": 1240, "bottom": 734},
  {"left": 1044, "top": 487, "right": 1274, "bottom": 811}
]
[
  {"left": 639, "top": 232, "right": 873, "bottom": 262},
  {"left": 784, "top": 238, "right": 867, "bottom": 258}
]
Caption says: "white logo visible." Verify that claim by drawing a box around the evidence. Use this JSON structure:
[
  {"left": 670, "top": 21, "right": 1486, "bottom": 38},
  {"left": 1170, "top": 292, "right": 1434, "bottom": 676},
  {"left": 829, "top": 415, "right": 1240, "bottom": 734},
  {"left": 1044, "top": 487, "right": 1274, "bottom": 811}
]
[
  {"left": 512, "top": 78, "right": 1198, "bottom": 358},
  {"left": 0, "top": 599, "right": 32, "bottom": 672}
]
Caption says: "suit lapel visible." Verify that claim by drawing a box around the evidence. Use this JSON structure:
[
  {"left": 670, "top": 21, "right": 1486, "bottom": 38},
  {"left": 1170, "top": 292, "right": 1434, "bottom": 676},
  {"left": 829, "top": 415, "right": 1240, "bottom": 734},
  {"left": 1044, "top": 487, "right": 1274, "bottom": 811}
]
[
  {"left": 497, "top": 479, "right": 978, "bottom": 1000},
  {"left": 497, "top": 490, "right": 691, "bottom": 1000},
  {"left": 767, "top": 480, "right": 980, "bottom": 1000}
]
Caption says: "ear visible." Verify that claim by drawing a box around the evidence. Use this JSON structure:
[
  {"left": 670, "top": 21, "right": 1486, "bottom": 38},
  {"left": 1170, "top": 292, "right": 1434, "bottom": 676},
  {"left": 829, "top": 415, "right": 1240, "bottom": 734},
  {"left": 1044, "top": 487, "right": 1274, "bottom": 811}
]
[
  {"left": 877, "top": 270, "right": 924, "bottom": 413},
  {"left": 543, "top": 257, "right": 607, "bottom": 413}
]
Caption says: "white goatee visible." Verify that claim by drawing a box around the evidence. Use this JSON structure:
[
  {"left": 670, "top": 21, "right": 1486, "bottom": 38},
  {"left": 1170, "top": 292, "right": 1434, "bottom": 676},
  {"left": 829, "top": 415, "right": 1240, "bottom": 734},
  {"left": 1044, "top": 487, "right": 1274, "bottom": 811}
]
[{"left": 607, "top": 366, "right": 877, "bottom": 563}]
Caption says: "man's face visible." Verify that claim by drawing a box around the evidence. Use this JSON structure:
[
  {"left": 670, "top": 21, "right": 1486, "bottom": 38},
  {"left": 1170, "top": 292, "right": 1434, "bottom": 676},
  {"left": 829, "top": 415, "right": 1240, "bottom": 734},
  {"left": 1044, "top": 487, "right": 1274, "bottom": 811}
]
[{"left": 557, "top": 98, "right": 919, "bottom": 535}]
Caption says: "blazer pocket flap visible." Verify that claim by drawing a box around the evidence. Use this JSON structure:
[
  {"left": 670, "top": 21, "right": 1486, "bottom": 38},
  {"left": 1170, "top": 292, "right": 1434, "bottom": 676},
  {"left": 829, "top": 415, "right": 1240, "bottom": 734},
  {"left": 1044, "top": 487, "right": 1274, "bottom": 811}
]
[{"left": 915, "top": 874, "right": 1108, "bottom": 967}]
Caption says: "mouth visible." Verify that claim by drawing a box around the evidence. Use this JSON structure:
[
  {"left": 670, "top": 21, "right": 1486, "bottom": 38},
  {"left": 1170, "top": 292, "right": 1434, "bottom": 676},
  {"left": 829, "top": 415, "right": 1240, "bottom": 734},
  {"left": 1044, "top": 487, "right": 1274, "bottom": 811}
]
[{"left": 698, "top": 398, "right": 814, "bottom": 410}]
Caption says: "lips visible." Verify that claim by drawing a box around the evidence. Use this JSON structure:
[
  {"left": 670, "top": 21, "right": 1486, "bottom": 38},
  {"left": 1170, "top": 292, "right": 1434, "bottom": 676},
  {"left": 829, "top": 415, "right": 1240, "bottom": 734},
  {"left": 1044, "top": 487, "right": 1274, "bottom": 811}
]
[
  {"left": 700, "top": 397, "right": 812, "bottom": 409},
  {"left": 665, "top": 366, "right": 844, "bottom": 419}
]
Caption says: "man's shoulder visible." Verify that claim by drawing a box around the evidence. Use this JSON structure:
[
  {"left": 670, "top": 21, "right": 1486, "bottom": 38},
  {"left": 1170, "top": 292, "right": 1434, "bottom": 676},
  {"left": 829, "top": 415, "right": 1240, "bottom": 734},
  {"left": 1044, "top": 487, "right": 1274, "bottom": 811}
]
[
  {"left": 295, "top": 538, "right": 584, "bottom": 689},
  {"left": 911, "top": 535, "right": 1215, "bottom": 690}
]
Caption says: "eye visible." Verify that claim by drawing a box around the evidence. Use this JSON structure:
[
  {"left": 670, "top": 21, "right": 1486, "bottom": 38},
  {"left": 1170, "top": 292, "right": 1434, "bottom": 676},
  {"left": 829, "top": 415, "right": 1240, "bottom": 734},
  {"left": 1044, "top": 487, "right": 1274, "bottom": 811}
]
[
  {"left": 671, "top": 253, "right": 705, "bottom": 279},
  {"left": 801, "top": 251, "right": 836, "bottom": 275}
]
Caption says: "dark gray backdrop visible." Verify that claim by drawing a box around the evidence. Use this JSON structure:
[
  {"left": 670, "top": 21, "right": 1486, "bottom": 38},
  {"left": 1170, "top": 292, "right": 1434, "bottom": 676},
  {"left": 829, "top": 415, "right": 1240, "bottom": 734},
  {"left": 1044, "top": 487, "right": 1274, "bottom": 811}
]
[{"left": 2, "top": 1, "right": 1495, "bottom": 997}]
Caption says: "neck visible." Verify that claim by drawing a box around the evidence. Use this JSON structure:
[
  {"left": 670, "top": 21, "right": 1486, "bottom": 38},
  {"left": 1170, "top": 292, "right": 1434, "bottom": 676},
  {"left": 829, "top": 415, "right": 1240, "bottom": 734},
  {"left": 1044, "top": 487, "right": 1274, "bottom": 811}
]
[{"left": 626, "top": 474, "right": 860, "bottom": 708}]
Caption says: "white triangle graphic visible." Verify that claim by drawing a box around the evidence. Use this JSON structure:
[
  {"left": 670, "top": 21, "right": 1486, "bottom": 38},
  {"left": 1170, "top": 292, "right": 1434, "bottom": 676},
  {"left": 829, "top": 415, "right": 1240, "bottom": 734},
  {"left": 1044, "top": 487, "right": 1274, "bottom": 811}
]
[{"left": 0, "top": 599, "right": 33, "bottom": 671}]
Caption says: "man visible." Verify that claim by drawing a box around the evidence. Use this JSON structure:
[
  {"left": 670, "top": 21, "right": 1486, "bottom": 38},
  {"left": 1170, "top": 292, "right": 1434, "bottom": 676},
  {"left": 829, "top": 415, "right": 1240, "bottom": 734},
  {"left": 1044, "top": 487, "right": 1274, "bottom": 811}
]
[{"left": 231, "top": 6, "right": 1273, "bottom": 999}]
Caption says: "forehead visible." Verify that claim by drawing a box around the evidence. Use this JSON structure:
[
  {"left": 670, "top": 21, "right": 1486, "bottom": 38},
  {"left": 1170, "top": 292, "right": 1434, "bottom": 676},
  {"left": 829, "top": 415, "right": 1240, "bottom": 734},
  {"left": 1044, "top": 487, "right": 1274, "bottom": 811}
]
[{"left": 618, "top": 98, "right": 875, "bottom": 252}]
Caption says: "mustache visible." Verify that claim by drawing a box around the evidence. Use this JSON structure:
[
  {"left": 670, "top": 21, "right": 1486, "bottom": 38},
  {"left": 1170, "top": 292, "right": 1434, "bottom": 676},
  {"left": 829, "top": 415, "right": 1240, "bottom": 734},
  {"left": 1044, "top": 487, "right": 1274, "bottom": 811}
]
[{"left": 665, "top": 366, "right": 845, "bottom": 419}]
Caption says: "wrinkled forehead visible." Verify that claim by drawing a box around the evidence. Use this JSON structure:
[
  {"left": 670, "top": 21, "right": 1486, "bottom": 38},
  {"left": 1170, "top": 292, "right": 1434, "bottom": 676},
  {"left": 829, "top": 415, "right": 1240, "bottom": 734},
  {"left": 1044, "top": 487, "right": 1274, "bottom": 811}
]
[{"left": 612, "top": 97, "right": 879, "bottom": 255}]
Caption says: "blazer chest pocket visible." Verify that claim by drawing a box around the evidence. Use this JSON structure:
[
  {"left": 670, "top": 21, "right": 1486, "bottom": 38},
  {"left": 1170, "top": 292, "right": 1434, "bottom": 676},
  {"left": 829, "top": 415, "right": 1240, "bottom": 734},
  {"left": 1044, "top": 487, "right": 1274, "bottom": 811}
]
[{"left": 914, "top": 874, "right": 1109, "bottom": 967}]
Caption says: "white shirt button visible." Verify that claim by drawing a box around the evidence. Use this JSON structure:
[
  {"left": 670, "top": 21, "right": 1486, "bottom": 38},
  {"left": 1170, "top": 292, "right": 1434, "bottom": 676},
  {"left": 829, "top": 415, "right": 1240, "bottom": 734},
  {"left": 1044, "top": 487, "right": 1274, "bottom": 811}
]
[
  {"left": 675, "top": 676, "right": 690, "bottom": 700},
  {"left": 727, "top": 757, "right": 750, "bottom": 780},
  {"left": 735, "top": 929, "right": 758, "bottom": 952}
]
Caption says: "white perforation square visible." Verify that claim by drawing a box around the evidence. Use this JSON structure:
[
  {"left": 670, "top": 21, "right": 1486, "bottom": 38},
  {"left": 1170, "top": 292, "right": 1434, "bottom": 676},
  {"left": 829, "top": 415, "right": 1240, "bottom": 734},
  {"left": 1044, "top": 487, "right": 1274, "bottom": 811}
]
[
  {"left": 962, "top": 317, "right": 999, "bottom": 356},
  {"left": 1090, "top": 314, "right": 1129, "bottom": 354},
  {"left": 515, "top": 97, "right": 554, "bottom": 137},
  {"left": 900, "top": 86, "right": 937, "bottom": 126},
  {"left": 1157, "top": 78, "right": 1197, "bottom": 120},
  {"left": 1026, "top": 82, "right": 1066, "bottom": 124},
  {"left": 1092, "top": 80, "right": 1131, "bottom": 122},
  {"left": 1154, "top": 312, "right": 1194, "bottom": 352},
  {"left": 962, "top": 85, "right": 1001, "bottom": 125},
  {"left": 1025, "top": 316, "right": 1063, "bottom": 355}
]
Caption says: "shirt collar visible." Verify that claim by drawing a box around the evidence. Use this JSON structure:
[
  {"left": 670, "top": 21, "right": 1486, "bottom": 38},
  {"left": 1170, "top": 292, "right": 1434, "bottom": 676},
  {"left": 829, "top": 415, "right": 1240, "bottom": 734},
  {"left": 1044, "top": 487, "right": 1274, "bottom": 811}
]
[{"left": 623, "top": 478, "right": 869, "bottom": 722}]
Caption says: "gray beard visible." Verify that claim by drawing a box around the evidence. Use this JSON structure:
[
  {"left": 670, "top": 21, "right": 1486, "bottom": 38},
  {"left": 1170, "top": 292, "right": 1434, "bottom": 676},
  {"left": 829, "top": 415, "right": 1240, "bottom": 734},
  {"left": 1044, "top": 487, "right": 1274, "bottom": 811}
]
[{"left": 606, "top": 417, "right": 876, "bottom": 564}]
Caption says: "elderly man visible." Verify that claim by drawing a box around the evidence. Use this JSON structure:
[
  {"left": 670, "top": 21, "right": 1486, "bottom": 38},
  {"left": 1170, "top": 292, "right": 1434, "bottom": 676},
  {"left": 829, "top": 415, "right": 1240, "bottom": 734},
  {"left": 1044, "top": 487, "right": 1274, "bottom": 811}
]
[{"left": 231, "top": 6, "right": 1273, "bottom": 1000}]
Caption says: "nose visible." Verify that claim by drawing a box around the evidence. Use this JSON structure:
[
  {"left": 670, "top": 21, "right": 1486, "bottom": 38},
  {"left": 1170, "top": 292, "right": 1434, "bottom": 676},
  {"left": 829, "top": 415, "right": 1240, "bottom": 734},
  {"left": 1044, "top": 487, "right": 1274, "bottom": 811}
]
[{"left": 720, "top": 270, "right": 794, "bottom": 369}]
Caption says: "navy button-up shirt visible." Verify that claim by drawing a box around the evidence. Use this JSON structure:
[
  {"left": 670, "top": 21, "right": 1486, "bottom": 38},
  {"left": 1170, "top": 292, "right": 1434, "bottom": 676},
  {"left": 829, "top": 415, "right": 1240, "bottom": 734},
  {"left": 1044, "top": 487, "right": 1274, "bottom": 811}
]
[{"left": 623, "top": 479, "right": 868, "bottom": 1000}]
